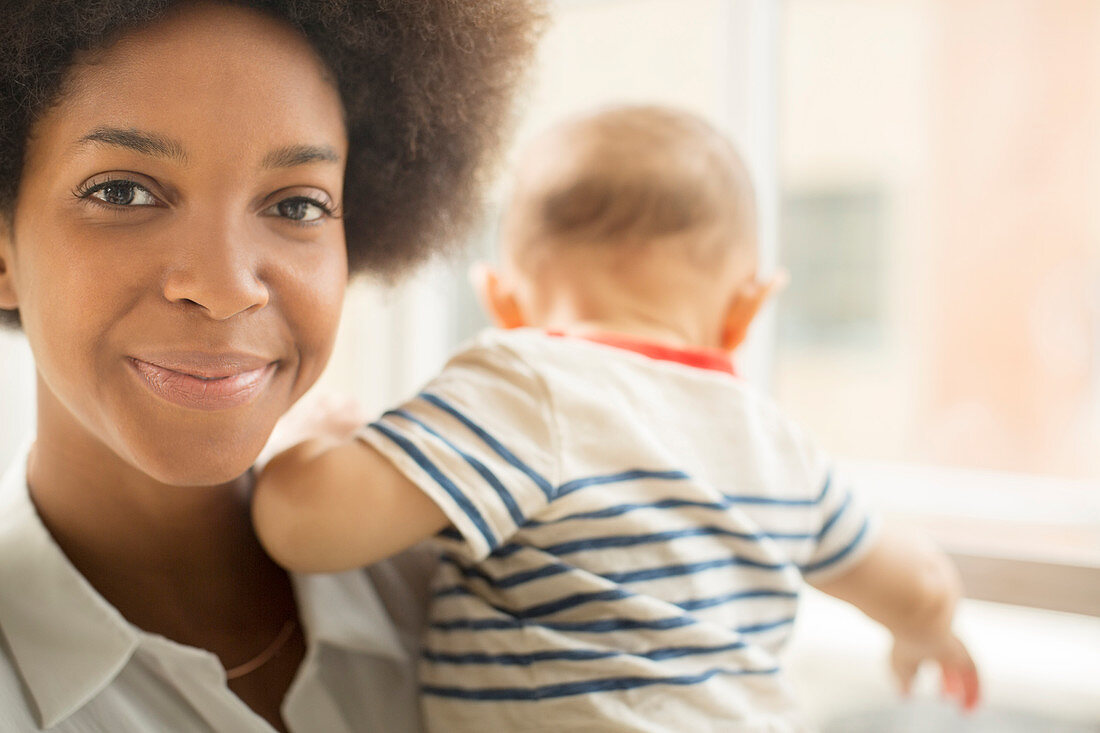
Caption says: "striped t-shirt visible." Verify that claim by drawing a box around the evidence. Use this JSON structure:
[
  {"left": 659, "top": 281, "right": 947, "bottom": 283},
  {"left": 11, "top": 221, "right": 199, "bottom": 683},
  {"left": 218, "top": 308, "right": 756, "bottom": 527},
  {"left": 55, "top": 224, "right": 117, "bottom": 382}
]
[{"left": 361, "top": 328, "right": 877, "bottom": 732}]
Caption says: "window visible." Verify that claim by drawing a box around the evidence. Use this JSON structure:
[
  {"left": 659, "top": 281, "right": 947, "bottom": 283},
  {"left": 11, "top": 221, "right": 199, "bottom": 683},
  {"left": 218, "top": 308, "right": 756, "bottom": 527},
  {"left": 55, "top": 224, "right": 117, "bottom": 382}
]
[
  {"left": 777, "top": 0, "right": 1100, "bottom": 484},
  {"left": 776, "top": 2, "right": 1100, "bottom": 721},
  {"left": 780, "top": 185, "right": 887, "bottom": 345}
]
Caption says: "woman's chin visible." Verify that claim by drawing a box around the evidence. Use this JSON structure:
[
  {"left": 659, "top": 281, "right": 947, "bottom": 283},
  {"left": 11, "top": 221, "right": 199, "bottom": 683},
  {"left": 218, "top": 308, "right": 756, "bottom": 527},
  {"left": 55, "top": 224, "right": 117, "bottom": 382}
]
[
  {"left": 121, "top": 431, "right": 268, "bottom": 488},
  {"left": 141, "top": 457, "right": 258, "bottom": 488}
]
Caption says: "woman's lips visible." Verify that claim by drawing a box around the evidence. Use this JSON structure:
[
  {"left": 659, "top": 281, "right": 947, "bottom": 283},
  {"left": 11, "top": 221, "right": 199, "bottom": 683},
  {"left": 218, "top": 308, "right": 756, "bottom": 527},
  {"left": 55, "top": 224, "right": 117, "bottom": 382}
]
[{"left": 128, "top": 355, "right": 277, "bottom": 411}]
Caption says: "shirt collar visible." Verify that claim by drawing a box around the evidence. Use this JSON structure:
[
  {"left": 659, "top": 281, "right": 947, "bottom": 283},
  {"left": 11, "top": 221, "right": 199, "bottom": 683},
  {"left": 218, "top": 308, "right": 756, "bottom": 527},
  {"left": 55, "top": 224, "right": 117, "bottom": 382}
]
[
  {"left": 0, "top": 442, "right": 410, "bottom": 729},
  {"left": 0, "top": 441, "right": 140, "bottom": 729},
  {"left": 291, "top": 571, "right": 409, "bottom": 665},
  {"left": 545, "top": 330, "right": 738, "bottom": 375}
]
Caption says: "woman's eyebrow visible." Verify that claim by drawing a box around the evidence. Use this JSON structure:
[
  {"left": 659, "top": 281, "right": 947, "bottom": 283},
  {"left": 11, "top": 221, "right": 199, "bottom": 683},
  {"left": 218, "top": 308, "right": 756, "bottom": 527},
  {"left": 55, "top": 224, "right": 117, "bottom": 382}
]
[
  {"left": 73, "top": 129, "right": 339, "bottom": 169},
  {"left": 76, "top": 127, "right": 188, "bottom": 163},
  {"left": 261, "top": 144, "right": 342, "bottom": 169}
]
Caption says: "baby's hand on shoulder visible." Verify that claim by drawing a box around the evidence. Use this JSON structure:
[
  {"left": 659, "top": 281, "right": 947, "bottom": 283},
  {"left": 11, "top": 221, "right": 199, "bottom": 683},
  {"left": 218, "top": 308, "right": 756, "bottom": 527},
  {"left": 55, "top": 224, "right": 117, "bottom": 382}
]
[
  {"left": 890, "top": 629, "right": 980, "bottom": 712},
  {"left": 258, "top": 392, "right": 371, "bottom": 470}
]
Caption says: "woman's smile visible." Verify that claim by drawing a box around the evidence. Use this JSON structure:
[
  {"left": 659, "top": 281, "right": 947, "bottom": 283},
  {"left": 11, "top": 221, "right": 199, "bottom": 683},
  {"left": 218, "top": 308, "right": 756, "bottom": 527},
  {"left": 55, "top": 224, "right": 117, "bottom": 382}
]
[{"left": 128, "top": 352, "right": 278, "bottom": 411}]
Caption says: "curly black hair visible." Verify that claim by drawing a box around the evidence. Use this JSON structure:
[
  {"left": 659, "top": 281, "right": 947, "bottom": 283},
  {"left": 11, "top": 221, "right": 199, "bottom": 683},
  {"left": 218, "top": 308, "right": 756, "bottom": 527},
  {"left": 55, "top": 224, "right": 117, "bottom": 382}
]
[{"left": 0, "top": 0, "right": 545, "bottom": 328}]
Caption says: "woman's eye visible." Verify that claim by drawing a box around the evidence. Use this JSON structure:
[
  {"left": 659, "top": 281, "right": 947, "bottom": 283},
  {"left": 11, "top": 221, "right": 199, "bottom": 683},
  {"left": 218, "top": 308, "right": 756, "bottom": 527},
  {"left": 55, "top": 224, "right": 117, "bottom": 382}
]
[
  {"left": 266, "top": 197, "right": 330, "bottom": 223},
  {"left": 87, "top": 180, "right": 158, "bottom": 207}
]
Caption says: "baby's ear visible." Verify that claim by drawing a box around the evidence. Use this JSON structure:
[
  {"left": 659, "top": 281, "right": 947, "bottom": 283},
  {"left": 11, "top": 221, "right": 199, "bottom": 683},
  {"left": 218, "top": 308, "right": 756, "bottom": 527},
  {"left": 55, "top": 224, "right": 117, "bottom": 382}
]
[
  {"left": 720, "top": 269, "right": 788, "bottom": 351},
  {"left": 0, "top": 221, "right": 18, "bottom": 311},
  {"left": 468, "top": 262, "right": 527, "bottom": 330}
]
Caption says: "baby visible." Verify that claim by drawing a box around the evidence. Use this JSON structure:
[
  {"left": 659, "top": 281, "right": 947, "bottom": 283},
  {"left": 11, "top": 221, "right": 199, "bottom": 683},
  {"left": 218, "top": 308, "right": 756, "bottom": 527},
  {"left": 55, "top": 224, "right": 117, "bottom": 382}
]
[{"left": 254, "top": 106, "right": 980, "bottom": 732}]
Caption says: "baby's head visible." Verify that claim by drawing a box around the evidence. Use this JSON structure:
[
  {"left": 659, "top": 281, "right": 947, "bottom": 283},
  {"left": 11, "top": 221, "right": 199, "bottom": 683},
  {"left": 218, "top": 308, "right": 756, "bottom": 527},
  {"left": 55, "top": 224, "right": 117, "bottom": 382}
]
[{"left": 482, "top": 105, "right": 778, "bottom": 350}]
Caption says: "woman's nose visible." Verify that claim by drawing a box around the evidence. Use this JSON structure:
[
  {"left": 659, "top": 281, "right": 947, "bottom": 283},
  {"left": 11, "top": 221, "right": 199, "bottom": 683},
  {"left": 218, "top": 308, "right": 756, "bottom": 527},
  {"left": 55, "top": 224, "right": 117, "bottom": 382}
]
[{"left": 161, "top": 219, "right": 271, "bottom": 321}]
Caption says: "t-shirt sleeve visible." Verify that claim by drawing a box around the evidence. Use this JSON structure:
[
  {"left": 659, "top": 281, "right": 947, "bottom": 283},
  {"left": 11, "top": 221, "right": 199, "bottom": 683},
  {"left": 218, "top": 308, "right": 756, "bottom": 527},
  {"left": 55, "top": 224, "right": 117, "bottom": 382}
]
[
  {"left": 357, "top": 343, "right": 558, "bottom": 563},
  {"left": 777, "top": 417, "right": 880, "bottom": 583},
  {"left": 796, "top": 465, "right": 879, "bottom": 582}
]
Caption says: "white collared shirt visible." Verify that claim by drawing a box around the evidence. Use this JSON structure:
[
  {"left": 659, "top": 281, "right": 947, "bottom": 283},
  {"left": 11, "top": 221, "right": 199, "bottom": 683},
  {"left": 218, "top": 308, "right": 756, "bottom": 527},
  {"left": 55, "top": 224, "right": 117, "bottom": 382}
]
[{"left": 0, "top": 443, "right": 430, "bottom": 732}]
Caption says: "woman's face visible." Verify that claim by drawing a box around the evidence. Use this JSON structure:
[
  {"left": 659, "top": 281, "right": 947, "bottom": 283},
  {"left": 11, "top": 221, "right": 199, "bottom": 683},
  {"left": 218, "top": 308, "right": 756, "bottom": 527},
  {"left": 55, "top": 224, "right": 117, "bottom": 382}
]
[{"left": 0, "top": 2, "right": 349, "bottom": 485}]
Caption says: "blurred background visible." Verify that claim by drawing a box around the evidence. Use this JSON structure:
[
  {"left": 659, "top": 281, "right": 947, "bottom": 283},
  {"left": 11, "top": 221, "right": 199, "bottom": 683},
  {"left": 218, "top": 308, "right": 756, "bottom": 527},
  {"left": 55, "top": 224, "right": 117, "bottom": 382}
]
[{"left": 2, "top": 0, "right": 1098, "bottom": 729}]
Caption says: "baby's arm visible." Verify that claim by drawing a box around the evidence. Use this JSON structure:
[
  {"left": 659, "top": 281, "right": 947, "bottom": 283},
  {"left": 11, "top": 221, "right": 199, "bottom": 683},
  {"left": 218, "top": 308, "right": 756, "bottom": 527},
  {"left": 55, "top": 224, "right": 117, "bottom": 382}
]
[
  {"left": 253, "top": 436, "right": 450, "bottom": 573},
  {"left": 810, "top": 525, "right": 981, "bottom": 711}
]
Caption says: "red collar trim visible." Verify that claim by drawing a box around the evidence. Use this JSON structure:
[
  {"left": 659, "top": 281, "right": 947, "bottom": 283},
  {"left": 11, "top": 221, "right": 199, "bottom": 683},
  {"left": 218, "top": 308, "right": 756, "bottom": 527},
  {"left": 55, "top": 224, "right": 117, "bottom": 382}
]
[{"left": 545, "top": 330, "right": 737, "bottom": 376}]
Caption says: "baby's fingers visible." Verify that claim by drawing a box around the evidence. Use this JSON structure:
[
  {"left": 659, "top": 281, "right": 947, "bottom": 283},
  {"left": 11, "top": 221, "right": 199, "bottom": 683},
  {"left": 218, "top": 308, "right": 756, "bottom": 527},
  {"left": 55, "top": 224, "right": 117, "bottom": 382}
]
[
  {"left": 951, "top": 657, "right": 981, "bottom": 711},
  {"left": 890, "top": 648, "right": 921, "bottom": 697},
  {"left": 940, "top": 640, "right": 981, "bottom": 712},
  {"left": 940, "top": 666, "right": 960, "bottom": 700}
]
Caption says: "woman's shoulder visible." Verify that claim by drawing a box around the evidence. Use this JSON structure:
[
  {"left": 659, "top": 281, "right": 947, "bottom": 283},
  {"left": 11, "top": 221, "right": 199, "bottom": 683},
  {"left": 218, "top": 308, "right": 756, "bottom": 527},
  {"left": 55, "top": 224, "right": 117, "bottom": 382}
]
[{"left": 364, "top": 543, "right": 439, "bottom": 620}]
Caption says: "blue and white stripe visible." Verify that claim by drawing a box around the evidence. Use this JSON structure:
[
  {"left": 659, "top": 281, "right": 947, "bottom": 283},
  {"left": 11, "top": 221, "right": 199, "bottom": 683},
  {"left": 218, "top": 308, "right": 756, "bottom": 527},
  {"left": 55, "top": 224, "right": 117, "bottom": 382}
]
[{"left": 359, "top": 331, "right": 876, "bottom": 727}]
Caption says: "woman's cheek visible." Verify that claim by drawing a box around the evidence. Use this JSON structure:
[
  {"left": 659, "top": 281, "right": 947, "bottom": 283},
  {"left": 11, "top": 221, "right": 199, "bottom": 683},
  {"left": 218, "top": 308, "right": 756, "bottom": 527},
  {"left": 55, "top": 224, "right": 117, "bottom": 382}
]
[{"left": 283, "top": 236, "right": 348, "bottom": 389}]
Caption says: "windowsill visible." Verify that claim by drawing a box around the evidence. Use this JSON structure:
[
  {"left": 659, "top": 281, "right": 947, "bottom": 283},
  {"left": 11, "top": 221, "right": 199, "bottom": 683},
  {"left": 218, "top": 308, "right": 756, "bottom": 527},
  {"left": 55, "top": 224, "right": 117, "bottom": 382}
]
[
  {"left": 786, "top": 590, "right": 1100, "bottom": 727},
  {"left": 843, "top": 460, "right": 1100, "bottom": 617}
]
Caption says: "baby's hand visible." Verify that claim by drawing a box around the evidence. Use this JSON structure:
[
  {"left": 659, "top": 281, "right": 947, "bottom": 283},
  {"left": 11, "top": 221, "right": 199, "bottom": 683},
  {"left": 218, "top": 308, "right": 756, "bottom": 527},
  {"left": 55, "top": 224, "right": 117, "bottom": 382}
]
[
  {"left": 890, "top": 630, "right": 980, "bottom": 712},
  {"left": 257, "top": 393, "right": 371, "bottom": 469}
]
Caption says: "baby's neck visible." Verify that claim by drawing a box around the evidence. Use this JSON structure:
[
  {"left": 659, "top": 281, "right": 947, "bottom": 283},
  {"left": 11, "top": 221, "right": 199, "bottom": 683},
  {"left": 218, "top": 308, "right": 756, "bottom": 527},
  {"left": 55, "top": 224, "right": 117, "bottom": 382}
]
[
  {"left": 519, "top": 264, "right": 729, "bottom": 351},
  {"left": 535, "top": 314, "right": 719, "bottom": 351}
]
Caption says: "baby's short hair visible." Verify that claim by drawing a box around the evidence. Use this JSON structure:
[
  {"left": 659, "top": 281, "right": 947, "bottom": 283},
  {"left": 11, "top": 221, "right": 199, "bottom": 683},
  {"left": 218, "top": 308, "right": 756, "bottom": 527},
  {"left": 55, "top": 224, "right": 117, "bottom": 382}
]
[{"left": 507, "top": 105, "right": 755, "bottom": 267}]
